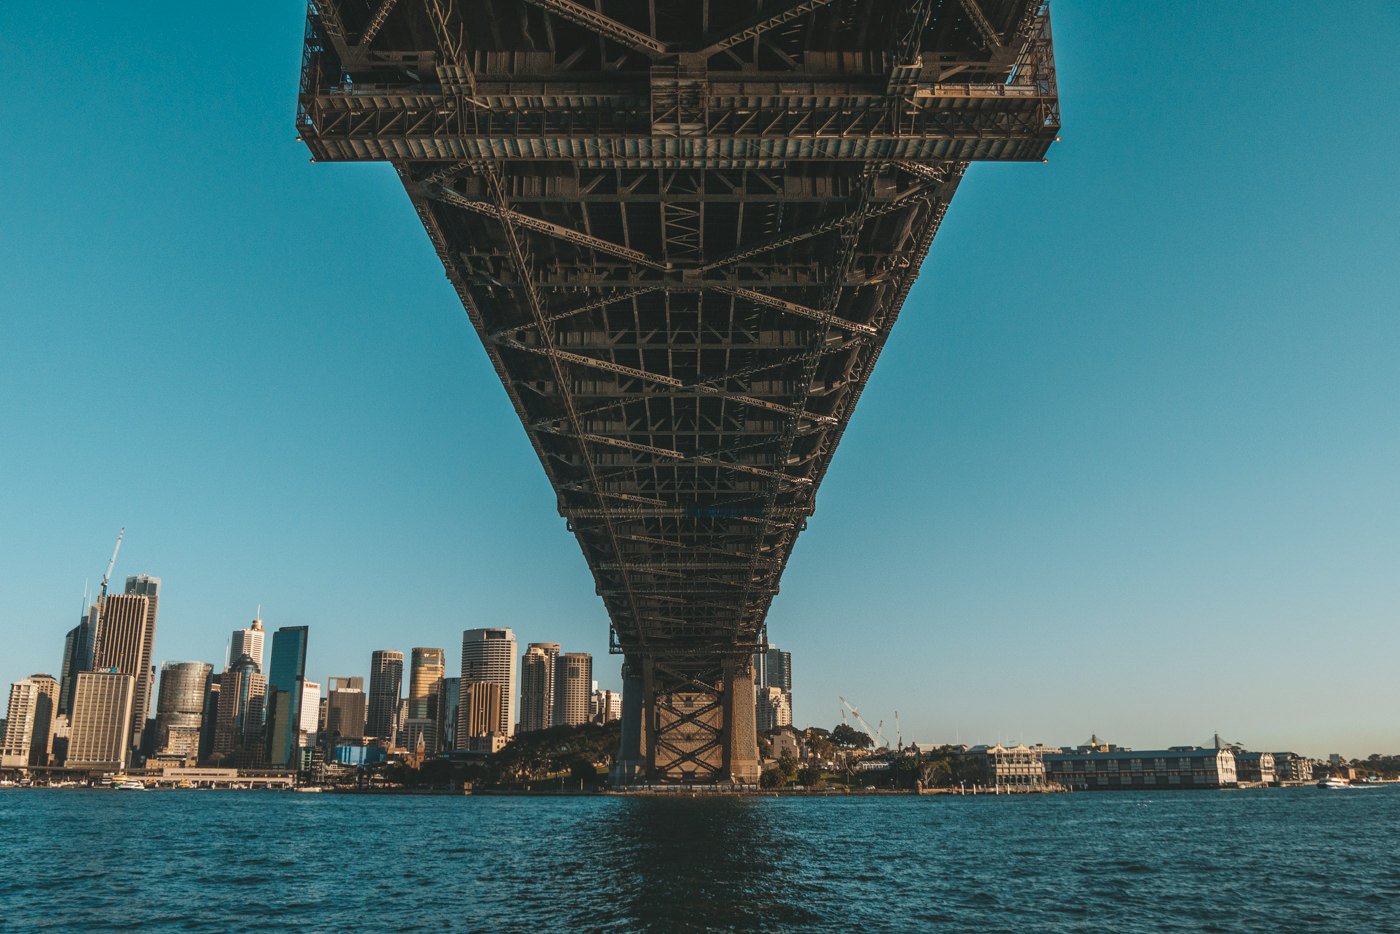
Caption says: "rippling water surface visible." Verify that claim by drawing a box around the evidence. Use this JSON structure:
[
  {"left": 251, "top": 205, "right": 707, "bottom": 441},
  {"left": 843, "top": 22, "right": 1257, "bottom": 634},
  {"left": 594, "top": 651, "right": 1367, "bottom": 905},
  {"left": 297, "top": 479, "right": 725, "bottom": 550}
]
[{"left": 3, "top": 786, "right": 1397, "bottom": 931}]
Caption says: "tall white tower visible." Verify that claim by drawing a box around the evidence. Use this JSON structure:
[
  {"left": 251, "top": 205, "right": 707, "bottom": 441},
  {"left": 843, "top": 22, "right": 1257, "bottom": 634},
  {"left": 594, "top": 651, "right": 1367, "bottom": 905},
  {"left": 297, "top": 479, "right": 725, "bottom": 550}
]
[{"left": 461, "top": 628, "right": 517, "bottom": 737}]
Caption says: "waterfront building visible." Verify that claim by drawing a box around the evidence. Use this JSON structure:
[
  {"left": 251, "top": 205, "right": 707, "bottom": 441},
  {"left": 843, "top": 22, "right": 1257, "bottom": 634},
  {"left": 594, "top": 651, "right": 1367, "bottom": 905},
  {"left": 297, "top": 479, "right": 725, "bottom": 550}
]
[
  {"left": 1235, "top": 751, "right": 1276, "bottom": 784},
  {"left": 229, "top": 617, "right": 265, "bottom": 670},
  {"left": 66, "top": 670, "right": 137, "bottom": 772},
  {"left": 408, "top": 648, "right": 445, "bottom": 721},
  {"left": 326, "top": 681, "right": 367, "bottom": 741},
  {"left": 590, "top": 688, "right": 621, "bottom": 725},
  {"left": 755, "top": 686, "right": 792, "bottom": 734},
  {"left": 1044, "top": 746, "right": 1238, "bottom": 790},
  {"left": 554, "top": 653, "right": 592, "bottom": 728},
  {"left": 210, "top": 654, "right": 265, "bottom": 764},
  {"left": 436, "top": 677, "right": 460, "bottom": 752},
  {"left": 1271, "top": 752, "right": 1313, "bottom": 783},
  {"left": 153, "top": 662, "right": 212, "bottom": 762},
  {"left": 91, "top": 586, "right": 157, "bottom": 755},
  {"left": 461, "top": 629, "right": 516, "bottom": 738},
  {"left": 264, "top": 626, "right": 310, "bottom": 768},
  {"left": 956, "top": 744, "right": 1047, "bottom": 791},
  {"left": 519, "top": 643, "right": 560, "bottom": 733},
  {"left": 2, "top": 678, "right": 56, "bottom": 768},
  {"left": 458, "top": 680, "right": 502, "bottom": 750},
  {"left": 367, "top": 650, "right": 404, "bottom": 740},
  {"left": 299, "top": 681, "right": 320, "bottom": 735},
  {"left": 48, "top": 714, "right": 70, "bottom": 765}
]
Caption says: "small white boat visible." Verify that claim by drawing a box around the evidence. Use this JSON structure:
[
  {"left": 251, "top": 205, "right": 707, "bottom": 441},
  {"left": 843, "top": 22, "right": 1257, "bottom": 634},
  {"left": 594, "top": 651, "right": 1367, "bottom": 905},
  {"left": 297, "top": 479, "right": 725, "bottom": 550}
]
[
  {"left": 116, "top": 780, "right": 146, "bottom": 790},
  {"left": 1318, "top": 777, "right": 1351, "bottom": 789}
]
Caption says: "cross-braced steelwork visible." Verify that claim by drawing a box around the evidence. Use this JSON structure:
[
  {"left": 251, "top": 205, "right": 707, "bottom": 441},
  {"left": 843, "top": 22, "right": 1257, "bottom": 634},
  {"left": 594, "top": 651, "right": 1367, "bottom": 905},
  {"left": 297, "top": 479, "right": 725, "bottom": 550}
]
[{"left": 298, "top": 0, "right": 1059, "bottom": 784}]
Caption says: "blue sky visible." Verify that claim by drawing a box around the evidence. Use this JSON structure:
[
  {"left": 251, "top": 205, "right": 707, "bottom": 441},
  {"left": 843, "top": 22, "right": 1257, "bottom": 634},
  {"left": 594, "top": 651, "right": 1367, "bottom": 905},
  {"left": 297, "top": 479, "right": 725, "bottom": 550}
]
[{"left": 2, "top": 2, "right": 1397, "bottom": 758}]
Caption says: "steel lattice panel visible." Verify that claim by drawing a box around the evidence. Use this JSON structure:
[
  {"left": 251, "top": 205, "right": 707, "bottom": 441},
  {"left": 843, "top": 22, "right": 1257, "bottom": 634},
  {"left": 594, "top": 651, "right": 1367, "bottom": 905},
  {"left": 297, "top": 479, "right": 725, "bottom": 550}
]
[{"left": 299, "top": 0, "right": 1059, "bottom": 663}]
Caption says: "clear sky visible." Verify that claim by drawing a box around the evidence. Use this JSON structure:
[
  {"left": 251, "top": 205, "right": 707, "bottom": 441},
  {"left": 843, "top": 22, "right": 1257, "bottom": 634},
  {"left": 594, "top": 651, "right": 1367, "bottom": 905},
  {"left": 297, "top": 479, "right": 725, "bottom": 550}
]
[{"left": 2, "top": 3, "right": 1397, "bottom": 759}]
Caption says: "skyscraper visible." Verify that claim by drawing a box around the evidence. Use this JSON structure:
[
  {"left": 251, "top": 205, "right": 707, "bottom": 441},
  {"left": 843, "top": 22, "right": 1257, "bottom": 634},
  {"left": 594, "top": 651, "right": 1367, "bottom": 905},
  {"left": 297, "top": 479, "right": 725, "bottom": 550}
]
[
  {"left": 519, "top": 643, "right": 560, "bottom": 733},
  {"left": 123, "top": 575, "right": 161, "bottom": 752},
  {"left": 366, "top": 650, "right": 404, "bottom": 740},
  {"left": 153, "top": 661, "right": 212, "bottom": 761},
  {"left": 326, "top": 681, "right": 367, "bottom": 741},
  {"left": 67, "top": 670, "right": 137, "bottom": 772},
  {"left": 458, "top": 681, "right": 502, "bottom": 750},
  {"left": 264, "top": 626, "right": 309, "bottom": 768},
  {"left": 436, "top": 677, "right": 460, "bottom": 752},
  {"left": 460, "top": 629, "right": 516, "bottom": 737},
  {"left": 553, "top": 653, "right": 592, "bottom": 728},
  {"left": 754, "top": 646, "right": 793, "bottom": 728},
  {"left": 198, "top": 671, "right": 221, "bottom": 763},
  {"left": 229, "top": 617, "right": 265, "bottom": 671},
  {"left": 408, "top": 648, "right": 445, "bottom": 721},
  {"left": 91, "top": 589, "right": 155, "bottom": 755},
  {"left": 1, "top": 678, "right": 49, "bottom": 768},
  {"left": 58, "top": 605, "right": 98, "bottom": 716},
  {"left": 211, "top": 654, "right": 264, "bottom": 764}
]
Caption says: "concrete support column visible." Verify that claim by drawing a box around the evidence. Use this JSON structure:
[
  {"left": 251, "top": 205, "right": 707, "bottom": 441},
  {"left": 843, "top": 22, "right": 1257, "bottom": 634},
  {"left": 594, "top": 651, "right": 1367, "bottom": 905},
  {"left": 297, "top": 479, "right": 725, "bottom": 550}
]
[
  {"left": 610, "top": 657, "right": 645, "bottom": 786},
  {"left": 722, "top": 658, "right": 759, "bottom": 784}
]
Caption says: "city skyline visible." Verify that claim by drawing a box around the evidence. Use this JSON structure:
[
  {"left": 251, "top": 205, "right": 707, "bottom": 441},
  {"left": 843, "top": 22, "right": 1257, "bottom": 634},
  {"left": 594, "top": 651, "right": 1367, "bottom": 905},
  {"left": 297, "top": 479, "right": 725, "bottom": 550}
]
[{"left": 3, "top": 2, "right": 1399, "bottom": 759}]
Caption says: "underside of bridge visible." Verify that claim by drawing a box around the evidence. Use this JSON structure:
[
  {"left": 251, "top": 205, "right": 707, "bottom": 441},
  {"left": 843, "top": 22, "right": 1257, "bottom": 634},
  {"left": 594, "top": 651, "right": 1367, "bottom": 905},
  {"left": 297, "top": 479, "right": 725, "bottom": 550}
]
[{"left": 299, "top": 0, "right": 1058, "bottom": 784}]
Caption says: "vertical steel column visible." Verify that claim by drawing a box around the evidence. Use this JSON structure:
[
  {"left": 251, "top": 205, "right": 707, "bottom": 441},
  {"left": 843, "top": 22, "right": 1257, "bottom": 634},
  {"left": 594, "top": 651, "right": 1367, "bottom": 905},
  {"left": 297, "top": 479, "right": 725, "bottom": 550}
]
[{"left": 611, "top": 656, "right": 646, "bottom": 785}]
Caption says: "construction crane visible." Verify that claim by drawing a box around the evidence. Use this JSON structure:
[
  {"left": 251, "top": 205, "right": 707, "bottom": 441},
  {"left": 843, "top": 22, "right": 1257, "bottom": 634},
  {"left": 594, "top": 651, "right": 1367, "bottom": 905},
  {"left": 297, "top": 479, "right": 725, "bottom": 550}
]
[
  {"left": 895, "top": 711, "right": 903, "bottom": 753},
  {"left": 92, "top": 528, "right": 124, "bottom": 644},
  {"left": 839, "top": 696, "right": 888, "bottom": 750}
]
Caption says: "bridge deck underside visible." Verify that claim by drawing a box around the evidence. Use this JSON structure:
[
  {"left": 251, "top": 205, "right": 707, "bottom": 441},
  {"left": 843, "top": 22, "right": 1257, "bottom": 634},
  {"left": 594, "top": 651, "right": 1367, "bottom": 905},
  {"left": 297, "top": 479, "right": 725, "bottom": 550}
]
[{"left": 299, "top": 0, "right": 1057, "bottom": 778}]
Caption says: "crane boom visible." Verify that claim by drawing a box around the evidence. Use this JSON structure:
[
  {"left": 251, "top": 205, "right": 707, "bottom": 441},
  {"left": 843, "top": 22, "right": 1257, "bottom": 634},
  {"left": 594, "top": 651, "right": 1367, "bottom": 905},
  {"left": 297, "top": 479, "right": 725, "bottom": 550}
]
[
  {"left": 839, "top": 696, "right": 888, "bottom": 750},
  {"left": 92, "top": 528, "right": 124, "bottom": 648}
]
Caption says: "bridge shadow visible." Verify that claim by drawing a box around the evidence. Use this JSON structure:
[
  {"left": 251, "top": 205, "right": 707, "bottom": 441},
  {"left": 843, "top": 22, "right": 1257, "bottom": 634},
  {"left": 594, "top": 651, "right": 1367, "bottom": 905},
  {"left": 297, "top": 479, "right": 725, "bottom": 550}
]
[{"left": 581, "top": 796, "right": 819, "bottom": 933}]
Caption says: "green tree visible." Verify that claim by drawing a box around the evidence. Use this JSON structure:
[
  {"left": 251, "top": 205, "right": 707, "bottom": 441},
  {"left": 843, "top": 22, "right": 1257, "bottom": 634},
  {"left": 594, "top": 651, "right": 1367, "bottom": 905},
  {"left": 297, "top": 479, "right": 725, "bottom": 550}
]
[
  {"left": 760, "top": 769, "right": 783, "bottom": 789},
  {"left": 778, "top": 751, "right": 798, "bottom": 782},
  {"left": 831, "top": 723, "right": 872, "bottom": 750},
  {"left": 796, "top": 765, "right": 822, "bottom": 787}
]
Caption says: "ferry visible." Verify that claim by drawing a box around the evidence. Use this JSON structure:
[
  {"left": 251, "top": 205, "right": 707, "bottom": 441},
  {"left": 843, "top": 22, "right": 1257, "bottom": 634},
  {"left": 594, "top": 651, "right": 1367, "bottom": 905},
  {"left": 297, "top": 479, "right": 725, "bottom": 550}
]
[
  {"left": 115, "top": 780, "right": 146, "bottom": 791},
  {"left": 1318, "top": 777, "right": 1351, "bottom": 789}
]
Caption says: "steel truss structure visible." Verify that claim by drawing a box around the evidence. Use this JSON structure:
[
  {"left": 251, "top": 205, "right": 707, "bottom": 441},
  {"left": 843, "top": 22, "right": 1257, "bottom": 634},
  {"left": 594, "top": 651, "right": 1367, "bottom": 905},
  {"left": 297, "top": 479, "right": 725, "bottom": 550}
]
[{"left": 299, "top": 0, "right": 1059, "bottom": 784}]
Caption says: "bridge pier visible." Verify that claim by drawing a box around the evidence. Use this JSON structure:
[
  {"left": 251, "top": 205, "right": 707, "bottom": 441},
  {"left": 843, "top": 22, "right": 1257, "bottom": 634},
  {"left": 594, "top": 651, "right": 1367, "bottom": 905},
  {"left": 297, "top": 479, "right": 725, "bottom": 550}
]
[{"left": 612, "top": 654, "right": 758, "bottom": 787}]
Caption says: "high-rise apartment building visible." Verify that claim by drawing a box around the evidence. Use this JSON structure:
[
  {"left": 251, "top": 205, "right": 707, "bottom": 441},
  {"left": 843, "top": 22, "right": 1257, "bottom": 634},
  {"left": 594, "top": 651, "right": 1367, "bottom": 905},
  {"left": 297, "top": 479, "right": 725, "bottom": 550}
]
[
  {"left": 229, "top": 618, "right": 265, "bottom": 671},
  {"left": 2, "top": 677, "right": 57, "bottom": 768},
  {"left": 754, "top": 646, "right": 793, "bottom": 729},
  {"left": 123, "top": 575, "right": 161, "bottom": 752},
  {"left": 519, "top": 643, "right": 560, "bottom": 733},
  {"left": 755, "top": 686, "right": 792, "bottom": 734},
  {"left": 211, "top": 654, "right": 265, "bottom": 763},
  {"left": 264, "top": 626, "right": 309, "bottom": 768},
  {"left": 461, "top": 629, "right": 516, "bottom": 737},
  {"left": 553, "top": 653, "right": 592, "bottom": 728},
  {"left": 326, "top": 680, "right": 367, "bottom": 741},
  {"left": 458, "top": 681, "right": 502, "bottom": 750},
  {"left": 367, "top": 651, "right": 403, "bottom": 740},
  {"left": 67, "top": 670, "right": 137, "bottom": 772},
  {"left": 153, "top": 661, "right": 212, "bottom": 761},
  {"left": 408, "top": 648, "right": 445, "bottom": 721},
  {"left": 91, "top": 588, "right": 156, "bottom": 756}
]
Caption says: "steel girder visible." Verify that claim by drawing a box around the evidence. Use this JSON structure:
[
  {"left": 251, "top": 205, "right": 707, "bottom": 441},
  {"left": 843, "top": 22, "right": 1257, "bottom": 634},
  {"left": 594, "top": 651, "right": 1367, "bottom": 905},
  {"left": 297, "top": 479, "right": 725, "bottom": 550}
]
[{"left": 299, "top": 0, "right": 1058, "bottom": 781}]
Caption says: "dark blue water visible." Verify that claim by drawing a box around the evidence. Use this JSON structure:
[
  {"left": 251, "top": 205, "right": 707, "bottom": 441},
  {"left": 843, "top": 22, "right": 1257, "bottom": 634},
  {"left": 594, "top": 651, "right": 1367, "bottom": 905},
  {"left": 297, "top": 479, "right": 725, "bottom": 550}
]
[{"left": 2, "top": 787, "right": 1397, "bottom": 932}]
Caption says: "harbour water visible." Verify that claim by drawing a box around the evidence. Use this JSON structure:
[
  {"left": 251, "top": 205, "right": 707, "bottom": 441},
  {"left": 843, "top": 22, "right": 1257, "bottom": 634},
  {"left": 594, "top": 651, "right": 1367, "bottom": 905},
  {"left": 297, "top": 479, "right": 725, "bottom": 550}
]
[{"left": 3, "top": 786, "right": 1396, "bottom": 932}]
